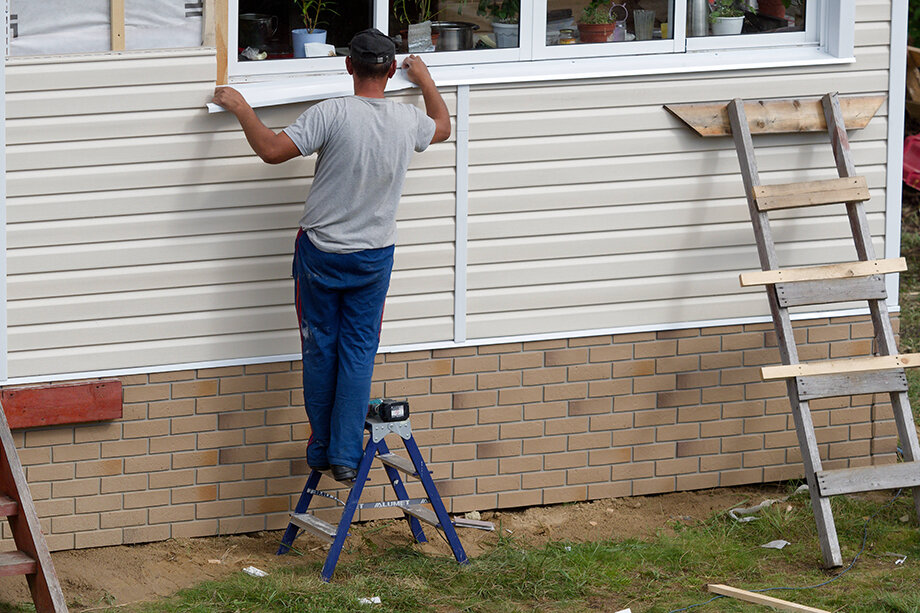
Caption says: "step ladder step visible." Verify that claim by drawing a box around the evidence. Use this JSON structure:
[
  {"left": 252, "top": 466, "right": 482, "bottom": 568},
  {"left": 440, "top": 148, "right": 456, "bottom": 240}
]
[
  {"left": 775, "top": 275, "right": 887, "bottom": 308},
  {"left": 740, "top": 258, "right": 907, "bottom": 287},
  {"left": 290, "top": 513, "right": 338, "bottom": 544},
  {"left": 752, "top": 176, "right": 870, "bottom": 211},
  {"left": 761, "top": 354, "right": 920, "bottom": 381},
  {"left": 0, "top": 495, "right": 18, "bottom": 517},
  {"left": 816, "top": 461, "right": 920, "bottom": 497},
  {"left": 795, "top": 370, "right": 908, "bottom": 401},
  {"left": 0, "top": 551, "right": 36, "bottom": 577},
  {"left": 402, "top": 504, "right": 441, "bottom": 527},
  {"left": 377, "top": 453, "right": 419, "bottom": 476}
]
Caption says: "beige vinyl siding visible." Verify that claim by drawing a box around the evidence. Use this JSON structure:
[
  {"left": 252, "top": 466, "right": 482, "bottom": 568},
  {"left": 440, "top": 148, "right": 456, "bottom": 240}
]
[
  {"left": 464, "top": 0, "right": 893, "bottom": 340},
  {"left": 6, "top": 53, "right": 457, "bottom": 379}
]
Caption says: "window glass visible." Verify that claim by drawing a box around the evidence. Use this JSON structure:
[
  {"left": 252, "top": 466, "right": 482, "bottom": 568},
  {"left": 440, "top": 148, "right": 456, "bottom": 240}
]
[
  {"left": 546, "top": 1, "right": 674, "bottom": 46},
  {"left": 238, "top": 0, "right": 370, "bottom": 61},
  {"left": 388, "top": 1, "right": 521, "bottom": 53},
  {"left": 8, "top": 0, "right": 204, "bottom": 57},
  {"left": 688, "top": 0, "right": 805, "bottom": 38}
]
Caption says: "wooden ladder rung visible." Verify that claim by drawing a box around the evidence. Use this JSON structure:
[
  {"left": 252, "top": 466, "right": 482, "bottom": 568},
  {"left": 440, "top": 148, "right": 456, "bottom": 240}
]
[
  {"left": 0, "top": 495, "right": 18, "bottom": 518},
  {"left": 752, "top": 176, "right": 870, "bottom": 211},
  {"left": 775, "top": 275, "right": 887, "bottom": 308},
  {"left": 377, "top": 453, "right": 418, "bottom": 476},
  {"left": 762, "top": 354, "right": 920, "bottom": 380},
  {"left": 289, "top": 512, "right": 338, "bottom": 544},
  {"left": 816, "top": 461, "right": 920, "bottom": 497},
  {"left": 402, "top": 504, "right": 441, "bottom": 527},
  {"left": 795, "top": 370, "right": 908, "bottom": 401},
  {"left": 740, "top": 258, "right": 906, "bottom": 287},
  {"left": 0, "top": 551, "right": 36, "bottom": 577}
]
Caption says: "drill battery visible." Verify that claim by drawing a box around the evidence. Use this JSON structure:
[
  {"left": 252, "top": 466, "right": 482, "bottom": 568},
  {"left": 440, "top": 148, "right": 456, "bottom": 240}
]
[{"left": 368, "top": 398, "right": 410, "bottom": 422}]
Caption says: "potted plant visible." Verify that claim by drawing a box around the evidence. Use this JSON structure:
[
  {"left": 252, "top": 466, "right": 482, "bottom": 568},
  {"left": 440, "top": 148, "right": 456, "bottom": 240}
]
[
  {"left": 709, "top": 0, "right": 749, "bottom": 35},
  {"left": 393, "top": 0, "right": 440, "bottom": 52},
  {"left": 291, "top": 0, "right": 337, "bottom": 57},
  {"left": 477, "top": 0, "right": 520, "bottom": 48},
  {"left": 577, "top": 0, "right": 620, "bottom": 44}
]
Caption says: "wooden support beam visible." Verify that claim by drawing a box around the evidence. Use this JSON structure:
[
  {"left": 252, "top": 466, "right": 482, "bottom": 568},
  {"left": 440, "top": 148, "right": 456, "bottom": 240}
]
[
  {"left": 665, "top": 95, "right": 885, "bottom": 137},
  {"left": 215, "top": 0, "right": 228, "bottom": 85},
  {"left": 110, "top": 0, "right": 125, "bottom": 51},
  {"left": 753, "top": 176, "right": 870, "bottom": 211},
  {"left": 707, "top": 584, "right": 830, "bottom": 613},
  {"left": 740, "top": 258, "right": 906, "bottom": 287},
  {"left": 817, "top": 461, "right": 920, "bottom": 497},
  {"left": 761, "top": 354, "right": 920, "bottom": 381}
]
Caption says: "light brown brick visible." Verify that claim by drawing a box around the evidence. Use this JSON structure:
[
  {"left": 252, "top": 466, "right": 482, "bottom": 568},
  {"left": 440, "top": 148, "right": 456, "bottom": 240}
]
[
  {"left": 75, "top": 493, "right": 121, "bottom": 514},
  {"left": 545, "top": 349, "right": 588, "bottom": 366},
  {"left": 198, "top": 366, "right": 245, "bottom": 378},
  {"left": 476, "top": 440, "right": 520, "bottom": 458},
  {"left": 123, "top": 383, "right": 170, "bottom": 403},
  {"left": 720, "top": 468, "right": 762, "bottom": 487},
  {"left": 678, "top": 336, "right": 721, "bottom": 354},
  {"left": 656, "top": 355, "right": 699, "bottom": 374},
  {"left": 430, "top": 444, "right": 476, "bottom": 463},
  {"left": 545, "top": 451, "right": 587, "bottom": 470},
  {"left": 589, "top": 345, "right": 633, "bottom": 362},
  {"left": 453, "top": 391, "right": 497, "bottom": 409},
  {"left": 543, "top": 485, "right": 587, "bottom": 504},
  {"left": 219, "top": 481, "right": 266, "bottom": 499},
  {"left": 454, "top": 356, "right": 500, "bottom": 374},
  {"left": 172, "top": 520, "right": 218, "bottom": 538},
  {"left": 196, "top": 395, "right": 243, "bottom": 414},
  {"left": 498, "top": 387, "right": 543, "bottom": 405},
  {"left": 656, "top": 423, "right": 699, "bottom": 442},
  {"left": 522, "top": 436, "right": 566, "bottom": 455},
  {"left": 101, "top": 509, "right": 146, "bottom": 529},
  {"left": 148, "top": 398, "right": 196, "bottom": 419},
  {"left": 567, "top": 432, "right": 611, "bottom": 450},
  {"left": 499, "top": 455, "right": 543, "bottom": 474},
  {"left": 567, "top": 466, "right": 610, "bottom": 484},
  {"left": 478, "top": 406, "right": 521, "bottom": 424},
  {"left": 52, "top": 479, "right": 100, "bottom": 498},
  {"left": 51, "top": 443, "right": 100, "bottom": 463},
  {"left": 590, "top": 413, "right": 632, "bottom": 431},
  {"left": 498, "top": 490, "right": 543, "bottom": 508},
  {"left": 125, "top": 489, "right": 170, "bottom": 509},
  {"left": 676, "top": 473, "right": 720, "bottom": 491},
  {"left": 829, "top": 340, "right": 873, "bottom": 358},
  {"left": 634, "top": 375, "right": 675, "bottom": 394},
  {"left": 588, "top": 379, "right": 632, "bottom": 398},
  {"left": 656, "top": 457, "right": 698, "bottom": 476},
  {"left": 522, "top": 367, "right": 565, "bottom": 386},
  {"left": 569, "top": 398, "right": 612, "bottom": 416},
  {"left": 743, "top": 449, "right": 786, "bottom": 467},
  {"left": 614, "top": 394, "right": 656, "bottom": 412},
  {"left": 633, "top": 477, "right": 675, "bottom": 496},
  {"left": 76, "top": 459, "right": 122, "bottom": 479},
  {"left": 125, "top": 455, "right": 170, "bottom": 473},
  {"left": 245, "top": 425, "right": 291, "bottom": 444},
  {"left": 612, "top": 427, "right": 655, "bottom": 446},
  {"left": 523, "top": 401, "right": 567, "bottom": 420},
  {"left": 149, "top": 433, "right": 196, "bottom": 454},
  {"left": 433, "top": 410, "right": 476, "bottom": 428},
  {"left": 588, "top": 447, "right": 632, "bottom": 465},
  {"left": 613, "top": 332, "right": 656, "bottom": 343},
  {"left": 500, "top": 352, "right": 543, "bottom": 370},
  {"left": 101, "top": 474, "right": 148, "bottom": 493},
  {"left": 384, "top": 379, "right": 429, "bottom": 396},
  {"left": 244, "top": 391, "right": 290, "bottom": 410},
  {"left": 634, "top": 409, "right": 676, "bottom": 427},
  {"left": 219, "top": 446, "right": 266, "bottom": 464},
  {"left": 246, "top": 361, "right": 294, "bottom": 374},
  {"left": 700, "top": 352, "right": 743, "bottom": 370},
  {"left": 122, "top": 420, "right": 170, "bottom": 439},
  {"left": 522, "top": 471, "right": 564, "bottom": 490},
  {"left": 27, "top": 464, "right": 74, "bottom": 482},
  {"left": 676, "top": 439, "right": 720, "bottom": 457},
  {"left": 633, "top": 443, "right": 675, "bottom": 461},
  {"left": 432, "top": 347, "right": 477, "bottom": 358},
  {"left": 25, "top": 428, "right": 74, "bottom": 447}
]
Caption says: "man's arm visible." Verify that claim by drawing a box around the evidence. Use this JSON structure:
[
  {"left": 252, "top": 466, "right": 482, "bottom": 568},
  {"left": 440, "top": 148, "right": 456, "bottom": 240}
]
[
  {"left": 401, "top": 55, "right": 451, "bottom": 144},
  {"left": 211, "top": 87, "right": 301, "bottom": 164}
]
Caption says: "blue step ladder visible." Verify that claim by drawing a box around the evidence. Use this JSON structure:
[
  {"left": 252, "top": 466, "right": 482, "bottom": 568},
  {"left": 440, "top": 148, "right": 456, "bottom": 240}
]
[{"left": 277, "top": 414, "right": 471, "bottom": 581}]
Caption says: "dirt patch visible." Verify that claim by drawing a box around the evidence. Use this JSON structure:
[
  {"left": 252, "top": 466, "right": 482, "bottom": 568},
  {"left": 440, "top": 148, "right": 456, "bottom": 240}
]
[{"left": 0, "top": 484, "right": 782, "bottom": 611}]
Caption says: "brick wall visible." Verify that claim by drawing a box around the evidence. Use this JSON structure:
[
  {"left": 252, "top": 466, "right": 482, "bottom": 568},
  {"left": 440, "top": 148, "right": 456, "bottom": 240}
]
[{"left": 2, "top": 314, "right": 899, "bottom": 551}]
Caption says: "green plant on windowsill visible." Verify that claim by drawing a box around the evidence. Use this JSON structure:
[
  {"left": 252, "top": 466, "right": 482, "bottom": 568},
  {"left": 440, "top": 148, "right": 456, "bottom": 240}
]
[
  {"left": 477, "top": 0, "right": 519, "bottom": 24},
  {"left": 294, "top": 0, "right": 338, "bottom": 32},
  {"left": 580, "top": 0, "right": 616, "bottom": 25},
  {"left": 393, "top": 0, "right": 440, "bottom": 25},
  {"left": 708, "top": 0, "right": 753, "bottom": 23}
]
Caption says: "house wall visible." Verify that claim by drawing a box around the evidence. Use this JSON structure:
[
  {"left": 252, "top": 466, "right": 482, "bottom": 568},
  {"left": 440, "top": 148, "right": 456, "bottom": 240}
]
[{"left": 0, "top": 0, "right": 904, "bottom": 551}]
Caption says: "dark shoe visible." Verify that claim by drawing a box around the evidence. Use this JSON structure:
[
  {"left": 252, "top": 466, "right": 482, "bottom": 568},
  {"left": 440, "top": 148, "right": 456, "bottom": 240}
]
[
  {"left": 331, "top": 464, "right": 357, "bottom": 483},
  {"left": 309, "top": 464, "right": 330, "bottom": 472}
]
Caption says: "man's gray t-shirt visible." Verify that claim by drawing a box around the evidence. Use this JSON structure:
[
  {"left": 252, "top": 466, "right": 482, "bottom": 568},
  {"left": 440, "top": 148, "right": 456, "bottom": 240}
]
[{"left": 283, "top": 96, "right": 436, "bottom": 254}]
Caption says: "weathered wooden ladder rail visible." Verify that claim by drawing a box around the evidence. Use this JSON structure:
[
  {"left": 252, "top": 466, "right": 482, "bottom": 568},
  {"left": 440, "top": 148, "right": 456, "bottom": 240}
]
[{"left": 666, "top": 93, "right": 920, "bottom": 569}]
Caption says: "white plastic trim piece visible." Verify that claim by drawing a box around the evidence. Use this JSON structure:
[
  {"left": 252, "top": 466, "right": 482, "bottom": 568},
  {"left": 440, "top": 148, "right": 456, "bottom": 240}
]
[
  {"left": 0, "top": 306, "right": 884, "bottom": 386},
  {"left": 885, "top": 0, "right": 908, "bottom": 307},
  {"left": 210, "top": 46, "right": 851, "bottom": 112},
  {"left": 454, "top": 84, "right": 470, "bottom": 343},
  {"left": 0, "top": 45, "right": 6, "bottom": 381}
]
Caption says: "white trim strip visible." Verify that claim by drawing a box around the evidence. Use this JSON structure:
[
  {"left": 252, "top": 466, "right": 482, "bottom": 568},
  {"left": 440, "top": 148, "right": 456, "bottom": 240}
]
[
  {"left": 453, "top": 84, "right": 469, "bottom": 343},
  {"left": 1, "top": 306, "right": 887, "bottom": 386},
  {"left": 885, "top": 0, "right": 908, "bottom": 306},
  {"left": 0, "top": 35, "right": 6, "bottom": 382}
]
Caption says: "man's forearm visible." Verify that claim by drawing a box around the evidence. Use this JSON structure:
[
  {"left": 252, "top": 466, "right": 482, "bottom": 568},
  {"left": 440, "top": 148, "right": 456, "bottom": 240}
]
[
  {"left": 234, "top": 106, "right": 287, "bottom": 163},
  {"left": 419, "top": 81, "right": 451, "bottom": 143}
]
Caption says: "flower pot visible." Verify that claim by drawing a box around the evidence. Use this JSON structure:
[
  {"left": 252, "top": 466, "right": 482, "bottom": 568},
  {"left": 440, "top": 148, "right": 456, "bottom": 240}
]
[
  {"left": 292, "top": 28, "right": 327, "bottom": 58},
  {"left": 491, "top": 21, "right": 519, "bottom": 48},
  {"left": 710, "top": 16, "right": 744, "bottom": 35},
  {"left": 577, "top": 22, "right": 617, "bottom": 43},
  {"left": 757, "top": 0, "right": 785, "bottom": 19}
]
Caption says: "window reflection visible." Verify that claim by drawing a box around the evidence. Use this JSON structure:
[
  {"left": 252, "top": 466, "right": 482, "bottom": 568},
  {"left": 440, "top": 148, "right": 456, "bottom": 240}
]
[
  {"left": 388, "top": 1, "right": 520, "bottom": 52},
  {"left": 546, "top": 1, "right": 675, "bottom": 46},
  {"left": 688, "top": 0, "right": 806, "bottom": 37}
]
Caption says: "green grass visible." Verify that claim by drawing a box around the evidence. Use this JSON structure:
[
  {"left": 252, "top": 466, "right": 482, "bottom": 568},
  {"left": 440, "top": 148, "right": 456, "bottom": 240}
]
[{"left": 28, "top": 484, "right": 914, "bottom": 613}]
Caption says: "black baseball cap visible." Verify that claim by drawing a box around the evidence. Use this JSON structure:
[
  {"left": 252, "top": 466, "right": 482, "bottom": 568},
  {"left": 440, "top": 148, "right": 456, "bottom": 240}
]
[{"left": 349, "top": 28, "right": 396, "bottom": 64}]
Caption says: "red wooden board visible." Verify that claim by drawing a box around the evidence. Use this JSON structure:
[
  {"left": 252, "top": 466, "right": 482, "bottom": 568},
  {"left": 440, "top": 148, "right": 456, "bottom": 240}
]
[{"left": 1, "top": 380, "right": 122, "bottom": 429}]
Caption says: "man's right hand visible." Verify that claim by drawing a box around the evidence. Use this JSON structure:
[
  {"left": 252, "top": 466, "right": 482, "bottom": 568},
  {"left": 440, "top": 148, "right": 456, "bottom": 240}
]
[
  {"left": 212, "top": 86, "right": 250, "bottom": 116},
  {"left": 401, "top": 55, "right": 434, "bottom": 87}
]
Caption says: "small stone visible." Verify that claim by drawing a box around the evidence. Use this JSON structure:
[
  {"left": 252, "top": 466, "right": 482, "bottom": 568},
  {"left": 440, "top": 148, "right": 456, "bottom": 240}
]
[
  {"left": 589, "top": 521, "right": 598, "bottom": 526},
  {"left": 900, "top": 515, "right": 910, "bottom": 523},
  {"left": 465, "top": 511, "right": 481, "bottom": 521}
]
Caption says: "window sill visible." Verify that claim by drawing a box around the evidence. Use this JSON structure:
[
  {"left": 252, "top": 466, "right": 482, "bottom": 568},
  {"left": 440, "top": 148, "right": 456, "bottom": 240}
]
[{"left": 208, "top": 46, "right": 853, "bottom": 113}]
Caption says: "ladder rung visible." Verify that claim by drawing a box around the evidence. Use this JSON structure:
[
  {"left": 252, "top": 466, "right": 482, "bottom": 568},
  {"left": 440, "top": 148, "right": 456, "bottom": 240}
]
[
  {"left": 377, "top": 453, "right": 418, "bottom": 476},
  {"left": 816, "top": 461, "right": 920, "bottom": 497},
  {"left": 740, "top": 258, "right": 907, "bottom": 287},
  {"left": 289, "top": 513, "right": 338, "bottom": 544},
  {"left": 775, "top": 275, "right": 887, "bottom": 308},
  {"left": 0, "top": 551, "right": 36, "bottom": 577},
  {"left": 0, "top": 496, "right": 18, "bottom": 517},
  {"left": 752, "top": 176, "right": 870, "bottom": 211},
  {"left": 402, "top": 504, "right": 441, "bottom": 527},
  {"left": 796, "top": 370, "right": 908, "bottom": 401},
  {"left": 762, "top": 354, "right": 920, "bottom": 380}
]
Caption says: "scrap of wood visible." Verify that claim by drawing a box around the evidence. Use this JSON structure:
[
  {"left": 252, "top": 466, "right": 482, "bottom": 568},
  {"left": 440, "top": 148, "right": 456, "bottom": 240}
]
[
  {"left": 202, "top": 0, "right": 217, "bottom": 47},
  {"left": 110, "top": 0, "right": 125, "bottom": 51},
  {"left": 761, "top": 354, "right": 920, "bottom": 381},
  {"left": 753, "top": 176, "right": 870, "bottom": 211},
  {"left": 216, "top": 0, "right": 228, "bottom": 85},
  {"left": 816, "top": 461, "right": 920, "bottom": 497},
  {"left": 664, "top": 95, "right": 885, "bottom": 137},
  {"left": 707, "top": 584, "right": 830, "bottom": 612},
  {"left": 739, "top": 258, "right": 906, "bottom": 287}
]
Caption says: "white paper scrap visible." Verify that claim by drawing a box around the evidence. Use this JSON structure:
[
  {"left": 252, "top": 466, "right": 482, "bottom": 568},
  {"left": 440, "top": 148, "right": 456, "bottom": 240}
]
[
  {"left": 614, "top": 609, "right": 633, "bottom": 613},
  {"left": 760, "top": 539, "right": 790, "bottom": 550},
  {"left": 242, "top": 566, "right": 268, "bottom": 577},
  {"left": 359, "top": 596, "right": 382, "bottom": 605}
]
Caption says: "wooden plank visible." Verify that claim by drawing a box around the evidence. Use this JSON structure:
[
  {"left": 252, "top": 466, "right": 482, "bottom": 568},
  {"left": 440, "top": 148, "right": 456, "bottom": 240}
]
[
  {"left": 796, "top": 370, "right": 908, "bottom": 401},
  {"left": 0, "top": 552, "right": 36, "bottom": 578},
  {"left": 202, "top": 0, "right": 217, "bottom": 47},
  {"left": 215, "top": 0, "right": 228, "bottom": 85},
  {"left": 753, "top": 176, "right": 870, "bottom": 211},
  {"left": 908, "top": 47, "right": 920, "bottom": 115},
  {"left": 110, "top": 0, "right": 126, "bottom": 51},
  {"left": 289, "top": 513, "right": 337, "bottom": 544},
  {"left": 707, "top": 584, "right": 830, "bottom": 613},
  {"left": 816, "top": 461, "right": 920, "bottom": 497},
  {"left": 0, "top": 495, "right": 18, "bottom": 518},
  {"left": 761, "top": 354, "right": 920, "bottom": 380},
  {"left": 377, "top": 453, "right": 418, "bottom": 476},
  {"left": 664, "top": 95, "right": 885, "bottom": 137},
  {"left": 1, "top": 380, "right": 122, "bottom": 429},
  {"left": 740, "top": 258, "right": 906, "bottom": 287},
  {"left": 403, "top": 504, "right": 441, "bottom": 527},
  {"left": 774, "top": 275, "right": 887, "bottom": 308}
]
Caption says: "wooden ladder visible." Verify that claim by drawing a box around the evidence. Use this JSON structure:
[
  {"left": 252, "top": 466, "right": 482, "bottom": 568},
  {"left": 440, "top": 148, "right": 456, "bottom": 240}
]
[
  {"left": 0, "top": 404, "right": 67, "bottom": 611},
  {"left": 667, "top": 93, "right": 920, "bottom": 568}
]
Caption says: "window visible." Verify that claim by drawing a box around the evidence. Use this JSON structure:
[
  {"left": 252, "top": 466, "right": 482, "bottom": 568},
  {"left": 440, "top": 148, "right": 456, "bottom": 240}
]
[
  {"left": 7, "top": 0, "right": 206, "bottom": 57},
  {"left": 226, "top": 0, "right": 850, "bottom": 83}
]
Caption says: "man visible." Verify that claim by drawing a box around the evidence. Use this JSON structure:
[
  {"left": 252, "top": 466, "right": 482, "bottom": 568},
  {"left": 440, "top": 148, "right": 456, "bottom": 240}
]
[{"left": 212, "top": 29, "right": 450, "bottom": 483}]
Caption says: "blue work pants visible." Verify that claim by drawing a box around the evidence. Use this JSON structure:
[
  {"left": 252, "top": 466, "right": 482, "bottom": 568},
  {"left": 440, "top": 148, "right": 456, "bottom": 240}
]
[{"left": 293, "top": 230, "right": 394, "bottom": 469}]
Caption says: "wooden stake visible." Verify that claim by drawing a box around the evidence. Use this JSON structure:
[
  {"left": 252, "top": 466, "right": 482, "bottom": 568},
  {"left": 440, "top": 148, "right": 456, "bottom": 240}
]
[
  {"left": 110, "top": 0, "right": 125, "bottom": 51},
  {"left": 215, "top": 0, "right": 228, "bottom": 85},
  {"left": 707, "top": 585, "right": 830, "bottom": 612}
]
